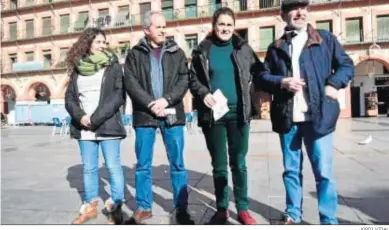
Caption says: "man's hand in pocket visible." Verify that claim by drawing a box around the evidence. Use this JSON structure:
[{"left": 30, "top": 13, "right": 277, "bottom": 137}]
[{"left": 325, "top": 85, "right": 338, "bottom": 100}]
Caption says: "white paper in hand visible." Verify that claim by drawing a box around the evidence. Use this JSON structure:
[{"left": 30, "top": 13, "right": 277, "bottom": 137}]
[
  {"left": 165, "top": 108, "right": 176, "bottom": 115},
  {"left": 212, "top": 89, "right": 229, "bottom": 121}
]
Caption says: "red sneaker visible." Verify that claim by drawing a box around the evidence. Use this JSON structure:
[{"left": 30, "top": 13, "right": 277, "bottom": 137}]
[{"left": 238, "top": 211, "right": 258, "bottom": 225}]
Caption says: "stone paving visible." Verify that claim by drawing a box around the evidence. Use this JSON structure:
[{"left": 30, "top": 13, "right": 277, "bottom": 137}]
[{"left": 1, "top": 118, "right": 389, "bottom": 224}]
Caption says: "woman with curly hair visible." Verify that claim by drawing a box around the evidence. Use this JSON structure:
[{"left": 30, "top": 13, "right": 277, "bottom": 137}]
[{"left": 65, "top": 27, "right": 126, "bottom": 224}]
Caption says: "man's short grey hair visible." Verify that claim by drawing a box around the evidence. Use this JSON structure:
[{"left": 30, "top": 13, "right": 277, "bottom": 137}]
[{"left": 142, "top": 11, "right": 164, "bottom": 28}]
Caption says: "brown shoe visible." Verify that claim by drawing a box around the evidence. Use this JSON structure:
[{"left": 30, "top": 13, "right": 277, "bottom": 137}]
[
  {"left": 132, "top": 209, "right": 152, "bottom": 224},
  {"left": 72, "top": 201, "right": 98, "bottom": 224}
]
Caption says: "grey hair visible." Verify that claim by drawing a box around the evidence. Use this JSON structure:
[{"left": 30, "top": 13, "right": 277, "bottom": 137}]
[{"left": 142, "top": 11, "right": 164, "bottom": 28}]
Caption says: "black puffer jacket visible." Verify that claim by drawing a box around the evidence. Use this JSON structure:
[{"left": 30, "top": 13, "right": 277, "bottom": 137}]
[
  {"left": 65, "top": 57, "right": 127, "bottom": 139},
  {"left": 189, "top": 34, "right": 260, "bottom": 126},
  {"left": 123, "top": 38, "right": 189, "bottom": 127}
]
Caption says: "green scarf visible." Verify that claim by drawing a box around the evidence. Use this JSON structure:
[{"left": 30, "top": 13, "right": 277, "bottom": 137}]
[{"left": 76, "top": 51, "right": 116, "bottom": 76}]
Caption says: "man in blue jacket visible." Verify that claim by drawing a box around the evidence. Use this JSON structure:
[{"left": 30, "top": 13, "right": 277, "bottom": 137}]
[{"left": 257, "top": 0, "right": 354, "bottom": 224}]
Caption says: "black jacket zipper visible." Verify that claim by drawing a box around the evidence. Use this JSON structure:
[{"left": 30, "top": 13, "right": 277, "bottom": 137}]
[
  {"left": 198, "top": 54, "right": 214, "bottom": 127},
  {"left": 232, "top": 50, "right": 247, "bottom": 123},
  {"left": 94, "top": 68, "right": 108, "bottom": 137}
]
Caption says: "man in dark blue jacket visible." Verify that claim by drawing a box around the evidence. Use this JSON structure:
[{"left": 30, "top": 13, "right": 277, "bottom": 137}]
[{"left": 256, "top": 0, "right": 354, "bottom": 225}]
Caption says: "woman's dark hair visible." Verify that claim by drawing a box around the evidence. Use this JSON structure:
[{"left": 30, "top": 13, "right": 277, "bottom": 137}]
[
  {"left": 66, "top": 27, "right": 106, "bottom": 74},
  {"left": 212, "top": 7, "right": 236, "bottom": 28}
]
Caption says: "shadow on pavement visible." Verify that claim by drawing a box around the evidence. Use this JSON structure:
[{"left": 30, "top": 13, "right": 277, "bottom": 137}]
[
  {"left": 309, "top": 190, "right": 389, "bottom": 224},
  {"left": 66, "top": 164, "right": 134, "bottom": 223},
  {"left": 147, "top": 165, "right": 289, "bottom": 224},
  {"left": 67, "top": 163, "right": 310, "bottom": 225}
]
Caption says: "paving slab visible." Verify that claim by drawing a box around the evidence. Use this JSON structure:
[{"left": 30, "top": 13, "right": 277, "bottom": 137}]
[{"left": 2, "top": 118, "right": 389, "bottom": 224}]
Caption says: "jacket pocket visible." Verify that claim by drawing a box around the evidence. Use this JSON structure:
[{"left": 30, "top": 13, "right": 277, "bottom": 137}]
[
  {"left": 270, "top": 101, "right": 292, "bottom": 134},
  {"left": 69, "top": 121, "right": 81, "bottom": 139},
  {"left": 95, "top": 113, "right": 126, "bottom": 137},
  {"left": 315, "top": 96, "right": 340, "bottom": 135},
  {"left": 240, "top": 70, "right": 252, "bottom": 84}
]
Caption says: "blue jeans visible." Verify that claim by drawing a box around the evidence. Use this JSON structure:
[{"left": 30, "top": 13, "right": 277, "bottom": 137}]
[
  {"left": 78, "top": 139, "right": 124, "bottom": 205},
  {"left": 279, "top": 123, "right": 338, "bottom": 224},
  {"left": 135, "top": 122, "right": 188, "bottom": 210}
]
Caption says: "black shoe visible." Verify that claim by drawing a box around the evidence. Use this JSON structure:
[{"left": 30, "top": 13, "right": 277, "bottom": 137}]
[
  {"left": 207, "top": 211, "right": 229, "bottom": 225},
  {"left": 124, "top": 217, "right": 144, "bottom": 225},
  {"left": 280, "top": 214, "right": 299, "bottom": 225},
  {"left": 107, "top": 204, "right": 123, "bottom": 225},
  {"left": 176, "top": 208, "right": 195, "bottom": 225}
]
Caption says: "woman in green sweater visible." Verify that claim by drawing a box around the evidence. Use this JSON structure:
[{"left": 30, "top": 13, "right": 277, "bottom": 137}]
[{"left": 189, "top": 7, "right": 260, "bottom": 225}]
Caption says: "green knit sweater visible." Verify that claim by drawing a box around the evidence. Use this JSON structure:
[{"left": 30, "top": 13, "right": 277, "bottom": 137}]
[{"left": 209, "top": 41, "right": 239, "bottom": 107}]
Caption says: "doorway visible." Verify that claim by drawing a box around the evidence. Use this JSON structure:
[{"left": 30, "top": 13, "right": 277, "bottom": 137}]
[
  {"left": 1, "top": 85, "right": 17, "bottom": 125},
  {"left": 351, "top": 86, "right": 361, "bottom": 117},
  {"left": 377, "top": 86, "right": 389, "bottom": 115}
]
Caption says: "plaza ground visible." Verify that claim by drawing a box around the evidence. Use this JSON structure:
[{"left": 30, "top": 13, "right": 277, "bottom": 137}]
[{"left": 1, "top": 118, "right": 389, "bottom": 224}]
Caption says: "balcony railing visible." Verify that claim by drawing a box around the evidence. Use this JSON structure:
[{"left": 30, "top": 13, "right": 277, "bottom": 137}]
[
  {"left": 115, "top": 13, "right": 135, "bottom": 27},
  {"left": 185, "top": 6, "right": 198, "bottom": 18},
  {"left": 235, "top": 0, "right": 248, "bottom": 11},
  {"left": 42, "top": 27, "right": 52, "bottom": 36},
  {"left": 9, "top": 31, "right": 18, "bottom": 41},
  {"left": 163, "top": 9, "right": 175, "bottom": 21},
  {"left": 9, "top": 1, "right": 18, "bottom": 10},
  {"left": 3, "top": 0, "right": 73, "bottom": 11},
  {"left": 209, "top": 3, "right": 222, "bottom": 17},
  {"left": 1, "top": 2, "right": 246, "bottom": 42},
  {"left": 12, "top": 61, "right": 45, "bottom": 72},
  {"left": 54, "top": 58, "right": 67, "bottom": 69},
  {"left": 26, "top": 29, "right": 34, "bottom": 39},
  {"left": 2, "top": 58, "right": 66, "bottom": 73},
  {"left": 259, "top": 0, "right": 280, "bottom": 9},
  {"left": 377, "top": 28, "right": 389, "bottom": 42},
  {"left": 2, "top": 1, "right": 389, "bottom": 43},
  {"left": 1, "top": 0, "right": 249, "bottom": 14},
  {"left": 377, "top": 36, "right": 389, "bottom": 42},
  {"left": 25, "top": 0, "right": 35, "bottom": 7},
  {"left": 311, "top": 0, "right": 364, "bottom": 4},
  {"left": 345, "top": 38, "right": 363, "bottom": 44},
  {"left": 258, "top": 0, "right": 365, "bottom": 9},
  {"left": 1, "top": 0, "right": 377, "bottom": 13},
  {"left": 345, "top": 27, "right": 364, "bottom": 44}
]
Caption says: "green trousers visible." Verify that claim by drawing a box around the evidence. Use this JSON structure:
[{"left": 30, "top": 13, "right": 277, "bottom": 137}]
[{"left": 202, "top": 110, "right": 250, "bottom": 212}]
